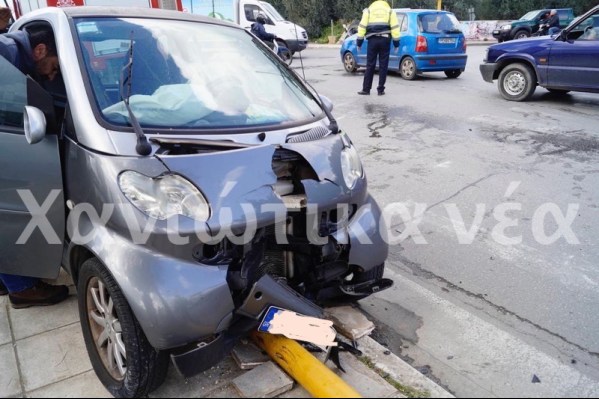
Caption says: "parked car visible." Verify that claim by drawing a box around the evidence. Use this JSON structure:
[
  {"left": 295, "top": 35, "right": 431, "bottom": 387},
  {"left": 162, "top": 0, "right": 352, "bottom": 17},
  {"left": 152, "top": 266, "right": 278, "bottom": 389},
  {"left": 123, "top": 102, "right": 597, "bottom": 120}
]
[
  {"left": 480, "top": 6, "right": 599, "bottom": 102},
  {"left": 492, "top": 8, "right": 574, "bottom": 42},
  {"left": 341, "top": 9, "right": 468, "bottom": 80},
  {"left": 0, "top": 7, "right": 391, "bottom": 398}
]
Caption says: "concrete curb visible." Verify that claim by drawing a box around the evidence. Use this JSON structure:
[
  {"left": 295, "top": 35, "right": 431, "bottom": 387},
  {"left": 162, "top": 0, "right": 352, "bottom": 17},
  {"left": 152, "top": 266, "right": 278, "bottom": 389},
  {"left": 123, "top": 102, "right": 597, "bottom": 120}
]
[{"left": 357, "top": 336, "right": 455, "bottom": 398}]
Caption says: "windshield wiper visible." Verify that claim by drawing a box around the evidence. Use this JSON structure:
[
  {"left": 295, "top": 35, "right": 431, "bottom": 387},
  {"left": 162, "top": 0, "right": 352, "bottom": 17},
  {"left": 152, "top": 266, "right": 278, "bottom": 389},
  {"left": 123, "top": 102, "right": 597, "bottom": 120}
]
[{"left": 120, "top": 32, "right": 152, "bottom": 156}]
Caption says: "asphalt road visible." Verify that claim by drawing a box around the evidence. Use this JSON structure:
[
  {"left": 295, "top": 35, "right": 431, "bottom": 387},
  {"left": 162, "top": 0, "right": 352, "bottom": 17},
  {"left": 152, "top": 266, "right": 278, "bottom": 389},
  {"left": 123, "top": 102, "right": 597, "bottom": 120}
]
[{"left": 292, "top": 45, "right": 599, "bottom": 397}]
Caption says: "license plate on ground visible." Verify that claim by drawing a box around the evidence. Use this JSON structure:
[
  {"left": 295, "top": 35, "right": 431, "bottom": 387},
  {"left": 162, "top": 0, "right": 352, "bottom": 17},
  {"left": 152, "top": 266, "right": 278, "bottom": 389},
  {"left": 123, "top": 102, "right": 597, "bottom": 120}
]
[
  {"left": 258, "top": 306, "right": 337, "bottom": 347},
  {"left": 439, "top": 38, "right": 457, "bottom": 44}
]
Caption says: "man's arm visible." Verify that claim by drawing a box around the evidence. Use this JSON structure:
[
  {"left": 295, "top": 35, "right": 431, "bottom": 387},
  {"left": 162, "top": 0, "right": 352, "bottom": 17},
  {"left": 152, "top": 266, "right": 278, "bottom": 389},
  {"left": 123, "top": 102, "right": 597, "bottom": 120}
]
[{"left": 357, "top": 8, "right": 369, "bottom": 50}]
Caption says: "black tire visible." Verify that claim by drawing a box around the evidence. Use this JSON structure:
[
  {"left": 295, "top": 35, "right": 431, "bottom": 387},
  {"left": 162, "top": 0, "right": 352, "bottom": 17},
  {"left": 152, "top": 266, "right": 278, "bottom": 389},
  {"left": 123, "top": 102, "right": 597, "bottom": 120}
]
[
  {"left": 498, "top": 63, "right": 537, "bottom": 102},
  {"left": 547, "top": 88, "right": 571, "bottom": 95},
  {"left": 514, "top": 30, "right": 530, "bottom": 40},
  {"left": 400, "top": 57, "right": 418, "bottom": 80},
  {"left": 445, "top": 69, "right": 462, "bottom": 79},
  {"left": 343, "top": 51, "right": 357, "bottom": 73},
  {"left": 280, "top": 49, "right": 293, "bottom": 66},
  {"left": 78, "top": 258, "right": 169, "bottom": 398}
]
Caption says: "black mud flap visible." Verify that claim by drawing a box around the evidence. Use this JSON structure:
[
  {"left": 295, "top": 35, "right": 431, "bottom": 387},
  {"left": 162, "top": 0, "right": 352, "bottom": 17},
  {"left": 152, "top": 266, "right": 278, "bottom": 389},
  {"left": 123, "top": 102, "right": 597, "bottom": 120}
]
[{"left": 339, "top": 278, "right": 394, "bottom": 297}]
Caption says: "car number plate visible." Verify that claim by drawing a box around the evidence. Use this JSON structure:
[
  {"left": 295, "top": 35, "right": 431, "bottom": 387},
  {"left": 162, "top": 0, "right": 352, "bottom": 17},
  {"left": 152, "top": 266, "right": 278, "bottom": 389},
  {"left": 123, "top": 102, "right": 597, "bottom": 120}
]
[
  {"left": 493, "top": 30, "right": 500, "bottom": 35},
  {"left": 439, "top": 38, "right": 457, "bottom": 44},
  {"left": 258, "top": 306, "right": 337, "bottom": 347}
]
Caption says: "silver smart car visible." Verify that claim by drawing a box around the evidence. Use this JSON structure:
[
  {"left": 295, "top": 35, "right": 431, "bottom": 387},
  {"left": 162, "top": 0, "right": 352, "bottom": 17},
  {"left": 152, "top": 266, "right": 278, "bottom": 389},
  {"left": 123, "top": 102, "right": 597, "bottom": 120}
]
[{"left": 0, "top": 7, "right": 390, "bottom": 397}]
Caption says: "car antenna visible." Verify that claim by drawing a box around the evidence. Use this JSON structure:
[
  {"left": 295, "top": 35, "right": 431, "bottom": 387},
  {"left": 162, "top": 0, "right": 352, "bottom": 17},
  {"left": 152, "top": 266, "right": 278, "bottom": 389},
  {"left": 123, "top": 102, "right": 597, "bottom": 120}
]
[
  {"left": 288, "top": 26, "right": 338, "bottom": 134},
  {"left": 120, "top": 32, "right": 152, "bottom": 156},
  {"left": 303, "top": 78, "right": 339, "bottom": 134}
]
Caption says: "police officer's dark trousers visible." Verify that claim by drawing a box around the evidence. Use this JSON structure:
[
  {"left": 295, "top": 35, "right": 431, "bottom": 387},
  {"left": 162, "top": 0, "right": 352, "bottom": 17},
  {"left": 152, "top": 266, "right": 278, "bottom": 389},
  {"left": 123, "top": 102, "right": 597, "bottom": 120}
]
[{"left": 362, "top": 35, "right": 392, "bottom": 94}]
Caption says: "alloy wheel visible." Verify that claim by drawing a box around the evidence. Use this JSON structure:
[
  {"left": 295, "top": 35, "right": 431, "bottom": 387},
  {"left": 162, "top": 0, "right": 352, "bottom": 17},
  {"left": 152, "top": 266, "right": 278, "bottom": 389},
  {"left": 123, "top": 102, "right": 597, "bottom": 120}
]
[{"left": 87, "top": 277, "right": 127, "bottom": 381}]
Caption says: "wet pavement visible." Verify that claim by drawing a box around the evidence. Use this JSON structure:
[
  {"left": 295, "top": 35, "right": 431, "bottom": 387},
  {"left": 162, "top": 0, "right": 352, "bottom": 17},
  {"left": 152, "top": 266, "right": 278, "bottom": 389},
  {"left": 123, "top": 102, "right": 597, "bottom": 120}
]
[{"left": 293, "top": 45, "right": 599, "bottom": 396}]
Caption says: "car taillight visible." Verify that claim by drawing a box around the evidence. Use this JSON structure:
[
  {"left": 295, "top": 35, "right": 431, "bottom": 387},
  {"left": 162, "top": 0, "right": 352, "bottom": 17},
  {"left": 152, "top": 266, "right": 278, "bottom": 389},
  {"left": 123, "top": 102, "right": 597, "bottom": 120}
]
[
  {"left": 462, "top": 39, "right": 467, "bottom": 52},
  {"left": 416, "top": 35, "right": 428, "bottom": 53}
]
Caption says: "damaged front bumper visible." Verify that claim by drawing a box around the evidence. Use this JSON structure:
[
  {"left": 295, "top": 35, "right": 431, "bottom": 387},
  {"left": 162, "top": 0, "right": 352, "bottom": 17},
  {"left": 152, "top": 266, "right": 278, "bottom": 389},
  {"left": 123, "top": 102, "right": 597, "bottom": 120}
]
[{"left": 75, "top": 131, "right": 391, "bottom": 378}]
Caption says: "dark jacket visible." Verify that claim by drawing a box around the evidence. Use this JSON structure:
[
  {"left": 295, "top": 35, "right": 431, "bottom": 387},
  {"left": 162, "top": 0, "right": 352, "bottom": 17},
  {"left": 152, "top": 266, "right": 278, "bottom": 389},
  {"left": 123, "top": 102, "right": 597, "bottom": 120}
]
[
  {"left": 546, "top": 14, "right": 560, "bottom": 28},
  {"left": 0, "top": 31, "right": 35, "bottom": 75},
  {"left": 251, "top": 22, "right": 276, "bottom": 43}
]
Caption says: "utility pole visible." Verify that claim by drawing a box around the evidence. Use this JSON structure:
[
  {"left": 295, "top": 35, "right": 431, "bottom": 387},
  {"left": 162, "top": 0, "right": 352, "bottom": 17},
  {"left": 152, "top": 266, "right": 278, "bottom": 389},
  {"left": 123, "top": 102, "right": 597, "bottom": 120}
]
[{"left": 437, "top": 0, "right": 442, "bottom": 10}]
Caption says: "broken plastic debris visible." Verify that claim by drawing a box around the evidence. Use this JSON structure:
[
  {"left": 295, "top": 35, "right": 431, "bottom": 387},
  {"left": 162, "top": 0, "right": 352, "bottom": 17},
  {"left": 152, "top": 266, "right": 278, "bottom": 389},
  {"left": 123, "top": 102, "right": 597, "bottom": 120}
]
[{"left": 532, "top": 375, "right": 541, "bottom": 384}]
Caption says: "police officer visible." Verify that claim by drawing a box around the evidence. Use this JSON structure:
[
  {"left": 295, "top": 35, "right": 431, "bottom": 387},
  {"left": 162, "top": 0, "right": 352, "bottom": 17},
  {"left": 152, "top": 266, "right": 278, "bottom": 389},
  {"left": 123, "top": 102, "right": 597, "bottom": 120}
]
[{"left": 357, "top": 0, "right": 400, "bottom": 96}]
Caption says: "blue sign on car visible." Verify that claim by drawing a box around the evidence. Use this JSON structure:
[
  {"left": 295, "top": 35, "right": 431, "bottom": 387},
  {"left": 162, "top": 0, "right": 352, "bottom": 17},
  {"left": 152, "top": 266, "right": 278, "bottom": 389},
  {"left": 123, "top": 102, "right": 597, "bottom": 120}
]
[{"left": 341, "top": 9, "right": 468, "bottom": 80}]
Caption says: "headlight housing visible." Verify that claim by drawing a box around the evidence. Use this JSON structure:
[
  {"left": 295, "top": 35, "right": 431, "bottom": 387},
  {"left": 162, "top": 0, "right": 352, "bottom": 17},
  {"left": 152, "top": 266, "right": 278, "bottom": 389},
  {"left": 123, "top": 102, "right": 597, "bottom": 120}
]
[
  {"left": 119, "top": 171, "right": 210, "bottom": 221},
  {"left": 501, "top": 24, "right": 512, "bottom": 31},
  {"left": 341, "top": 143, "right": 364, "bottom": 189}
]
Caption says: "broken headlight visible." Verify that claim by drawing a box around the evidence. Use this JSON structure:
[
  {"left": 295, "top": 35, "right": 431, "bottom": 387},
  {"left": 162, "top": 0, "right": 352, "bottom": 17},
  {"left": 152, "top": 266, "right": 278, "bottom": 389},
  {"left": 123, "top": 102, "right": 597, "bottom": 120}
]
[
  {"left": 341, "top": 144, "right": 364, "bottom": 189},
  {"left": 119, "top": 171, "right": 210, "bottom": 221}
]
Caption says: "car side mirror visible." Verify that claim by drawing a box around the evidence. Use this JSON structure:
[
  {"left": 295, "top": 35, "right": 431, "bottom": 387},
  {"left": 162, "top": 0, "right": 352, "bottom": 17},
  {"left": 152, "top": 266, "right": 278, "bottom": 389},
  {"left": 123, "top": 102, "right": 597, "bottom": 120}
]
[
  {"left": 319, "top": 95, "right": 334, "bottom": 113},
  {"left": 23, "top": 106, "right": 47, "bottom": 145}
]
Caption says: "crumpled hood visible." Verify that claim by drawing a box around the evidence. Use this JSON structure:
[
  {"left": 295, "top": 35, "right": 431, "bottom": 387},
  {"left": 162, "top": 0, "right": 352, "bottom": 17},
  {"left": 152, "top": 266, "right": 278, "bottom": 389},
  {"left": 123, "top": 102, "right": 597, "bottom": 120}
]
[{"left": 156, "top": 134, "right": 356, "bottom": 233}]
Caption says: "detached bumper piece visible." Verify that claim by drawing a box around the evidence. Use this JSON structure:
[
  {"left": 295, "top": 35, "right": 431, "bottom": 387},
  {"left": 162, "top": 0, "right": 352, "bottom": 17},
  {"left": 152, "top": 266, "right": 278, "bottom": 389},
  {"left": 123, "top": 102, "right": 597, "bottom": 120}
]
[{"left": 340, "top": 278, "right": 393, "bottom": 297}]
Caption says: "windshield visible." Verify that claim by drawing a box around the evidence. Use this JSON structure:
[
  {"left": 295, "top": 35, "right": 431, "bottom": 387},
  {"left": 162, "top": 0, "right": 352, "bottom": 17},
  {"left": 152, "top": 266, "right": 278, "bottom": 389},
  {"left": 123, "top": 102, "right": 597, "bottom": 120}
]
[
  {"left": 260, "top": 2, "right": 285, "bottom": 22},
  {"left": 418, "top": 13, "right": 462, "bottom": 34},
  {"left": 74, "top": 18, "right": 321, "bottom": 131},
  {"left": 520, "top": 11, "right": 541, "bottom": 21}
]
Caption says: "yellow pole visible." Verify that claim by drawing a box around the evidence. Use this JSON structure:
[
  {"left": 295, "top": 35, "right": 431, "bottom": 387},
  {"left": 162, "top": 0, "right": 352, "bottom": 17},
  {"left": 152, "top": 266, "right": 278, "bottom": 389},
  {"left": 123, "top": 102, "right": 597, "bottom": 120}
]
[
  {"left": 437, "top": 0, "right": 442, "bottom": 10},
  {"left": 252, "top": 332, "right": 362, "bottom": 398}
]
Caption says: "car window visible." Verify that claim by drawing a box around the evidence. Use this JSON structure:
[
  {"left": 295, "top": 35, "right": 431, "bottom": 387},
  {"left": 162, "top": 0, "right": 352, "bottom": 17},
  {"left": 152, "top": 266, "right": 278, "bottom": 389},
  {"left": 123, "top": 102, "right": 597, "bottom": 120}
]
[
  {"left": 520, "top": 11, "right": 540, "bottom": 21},
  {"left": 0, "top": 57, "right": 27, "bottom": 130},
  {"left": 396, "top": 13, "right": 408, "bottom": 32},
  {"left": 418, "top": 13, "right": 462, "bottom": 34},
  {"left": 577, "top": 13, "right": 599, "bottom": 41},
  {"left": 244, "top": 5, "right": 260, "bottom": 22},
  {"left": 75, "top": 18, "right": 323, "bottom": 131}
]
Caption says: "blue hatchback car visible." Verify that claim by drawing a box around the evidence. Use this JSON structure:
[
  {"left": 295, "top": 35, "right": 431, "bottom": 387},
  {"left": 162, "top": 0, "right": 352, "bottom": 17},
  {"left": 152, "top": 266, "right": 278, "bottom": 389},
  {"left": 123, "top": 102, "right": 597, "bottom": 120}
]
[{"left": 341, "top": 9, "right": 468, "bottom": 80}]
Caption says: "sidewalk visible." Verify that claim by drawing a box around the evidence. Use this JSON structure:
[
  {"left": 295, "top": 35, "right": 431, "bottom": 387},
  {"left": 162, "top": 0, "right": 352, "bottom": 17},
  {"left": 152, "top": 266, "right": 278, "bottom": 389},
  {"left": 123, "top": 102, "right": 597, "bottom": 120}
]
[{"left": 0, "top": 272, "right": 453, "bottom": 398}]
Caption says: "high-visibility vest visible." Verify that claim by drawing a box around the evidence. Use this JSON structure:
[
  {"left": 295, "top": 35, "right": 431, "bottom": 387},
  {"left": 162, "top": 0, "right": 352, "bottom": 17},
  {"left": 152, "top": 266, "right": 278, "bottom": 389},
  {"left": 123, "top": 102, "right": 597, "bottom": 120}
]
[{"left": 357, "top": 0, "right": 400, "bottom": 42}]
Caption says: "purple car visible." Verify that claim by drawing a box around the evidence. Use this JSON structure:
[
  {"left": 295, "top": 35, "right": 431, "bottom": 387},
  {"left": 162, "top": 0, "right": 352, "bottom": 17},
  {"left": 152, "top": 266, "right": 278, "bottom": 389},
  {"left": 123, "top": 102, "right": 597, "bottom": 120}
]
[{"left": 480, "top": 5, "right": 599, "bottom": 101}]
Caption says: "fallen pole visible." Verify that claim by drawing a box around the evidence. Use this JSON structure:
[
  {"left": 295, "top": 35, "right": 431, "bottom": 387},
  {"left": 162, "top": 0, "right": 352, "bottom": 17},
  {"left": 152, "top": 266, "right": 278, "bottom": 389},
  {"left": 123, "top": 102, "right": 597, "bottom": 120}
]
[{"left": 252, "top": 331, "right": 362, "bottom": 398}]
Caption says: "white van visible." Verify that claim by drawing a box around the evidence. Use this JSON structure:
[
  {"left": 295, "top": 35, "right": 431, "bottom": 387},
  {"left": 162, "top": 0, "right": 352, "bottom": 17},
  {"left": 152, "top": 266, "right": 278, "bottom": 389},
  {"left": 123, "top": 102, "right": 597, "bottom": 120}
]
[{"left": 194, "top": 0, "right": 308, "bottom": 53}]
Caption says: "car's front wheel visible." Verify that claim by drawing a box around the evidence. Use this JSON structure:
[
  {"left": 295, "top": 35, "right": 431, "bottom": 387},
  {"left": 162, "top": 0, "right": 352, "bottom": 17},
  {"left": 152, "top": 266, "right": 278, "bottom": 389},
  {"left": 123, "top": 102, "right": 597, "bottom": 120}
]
[
  {"left": 514, "top": 30, "right": 530, "bottom": 40},
  {"left": 400, "top": 57, "right": 418, "bottom": 80},
  {"left": 498, "top": 63, "right": 537, "bottom": 101},
  {"left": 445, "top": 69, "right": 462, "bottom": 79},
  {"left": 78, "top": 258, "right": 169, "bottom": 398},
  {"left": 343, "top": 51, "right": 358, "bottom": 73}
]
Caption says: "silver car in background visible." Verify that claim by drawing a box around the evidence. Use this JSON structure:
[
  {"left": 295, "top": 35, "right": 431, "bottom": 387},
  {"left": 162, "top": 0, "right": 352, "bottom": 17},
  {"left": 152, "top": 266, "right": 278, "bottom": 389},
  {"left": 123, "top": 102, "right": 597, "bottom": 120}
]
[{"left": 0, "top": 7, "right": 390, "bottom": 397}]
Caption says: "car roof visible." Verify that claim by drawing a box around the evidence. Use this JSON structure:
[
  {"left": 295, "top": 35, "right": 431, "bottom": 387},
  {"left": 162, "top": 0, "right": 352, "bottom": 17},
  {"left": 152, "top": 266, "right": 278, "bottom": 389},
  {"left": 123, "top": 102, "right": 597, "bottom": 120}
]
[
  {"left": 393, "top": 8, "right": 454, "bottom": 14},
  {"left": 21, "top": 6, "right": 240, "bottom": 29}
]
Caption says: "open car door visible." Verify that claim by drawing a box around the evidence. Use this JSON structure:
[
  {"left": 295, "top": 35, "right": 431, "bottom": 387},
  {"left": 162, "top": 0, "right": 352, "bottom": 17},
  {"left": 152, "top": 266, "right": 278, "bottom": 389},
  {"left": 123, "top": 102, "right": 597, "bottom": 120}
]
[{"left": 0, "top": 57, "right": 65, "bottom": 279}]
